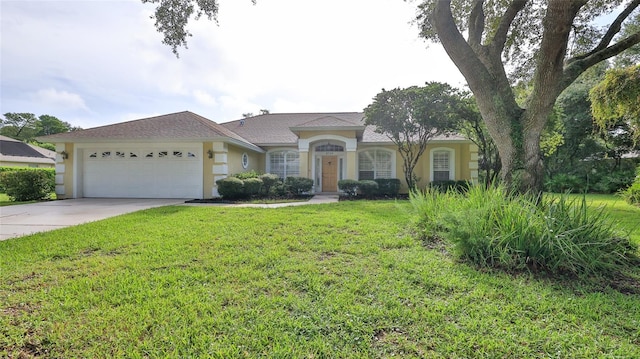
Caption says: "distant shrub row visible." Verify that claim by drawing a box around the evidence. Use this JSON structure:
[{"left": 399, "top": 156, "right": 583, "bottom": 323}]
[
  {"left": 337, "top": 178, "right": 401, "bottom": 198},
  {"left": 216, "top": 172, "right": 313, "bottom": 200},
  {"left": 544, "top": 168, "right": 637, "bottom": 194},
  {"left": 0, "top": 167, "right": 55, "bottom": 201}
]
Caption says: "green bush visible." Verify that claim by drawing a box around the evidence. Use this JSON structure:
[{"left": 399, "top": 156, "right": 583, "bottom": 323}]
[
  {"left": 544, "top": 173, "right": 585, "bottom": 193},
  {"left": 338, "top": 179, "right": 359, "bottom": 197},
  {"left": 374, "top": 178, "right": 401, "bottom": 196},
  {"left": 430, "top": 180, "right": 470, "bottom": 193},
  {"left": 216, "top": 177, "right": 245, "bottom": 199},
  {"left": 410, "top": 185, "right": 638, "bottom": 276},
  {"left": 620, "top": 167, "right": 640, "bottom": 206},
  {"left": 590, "top": 169, "right": 636, "bottom": 193},
  {"left": 233, "top": 170, "right": 261, "bottom": 180},
  {"left": 243, "top": 177, "right": 263, "bottom": 196},
  {"left": 0, "top": 169, "right": 55, "bottom": 201},
  {"left": 270, "top": 182, "right": 289, "bottom": 197},
  {"left": 358, "top": 180, "right": 378, "bottom": 197},
  {"left": 285, "top": 177, "right": 313, "bottom": 195},
  {"left": 259, "top": 173, "right": 281, "bottom": 195},
  {"left": 0, "top": 167, "right": 55, "bottom": 193}
]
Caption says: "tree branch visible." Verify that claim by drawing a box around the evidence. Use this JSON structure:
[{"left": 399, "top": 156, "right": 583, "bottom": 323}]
[
  {"left": 432, "top": 1, "right": 492, "bottom": 90},
  {"left": 570, "top": 0, "right": 640, "bottom": 62},
  {"left": 563, "top": 31, "right": 640, "bottom": 88},
  {"left": 468, "top": 0, "right": 485, "bottom": 47},
  {"left": 488, "top": 0, "right": 528, "bottom": 54}
]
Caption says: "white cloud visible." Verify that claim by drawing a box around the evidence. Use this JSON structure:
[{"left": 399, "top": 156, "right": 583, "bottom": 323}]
[
  {"left": 1, "top": 0, "right": 466, "bottom": 128},
  {"left": 32, "top": 88, "right": 89, "bottom": 111},
  {"left": 193, "top": 90, "right": 218, "bottom": 107}
]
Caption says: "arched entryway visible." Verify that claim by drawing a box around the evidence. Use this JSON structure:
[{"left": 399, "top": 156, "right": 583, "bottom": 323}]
[{"left": 313, "top": 141, "right": 345, "bottom": 192}]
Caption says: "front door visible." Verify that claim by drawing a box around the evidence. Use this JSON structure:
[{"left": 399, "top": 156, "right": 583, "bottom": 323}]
[{"left": 322, "top": 156, "right": 337, "bottom": 192}]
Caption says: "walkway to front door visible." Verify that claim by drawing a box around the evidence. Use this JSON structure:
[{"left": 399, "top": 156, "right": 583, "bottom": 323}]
[{"left": 322, "top": 155, "right": 337, "bottom": 192}]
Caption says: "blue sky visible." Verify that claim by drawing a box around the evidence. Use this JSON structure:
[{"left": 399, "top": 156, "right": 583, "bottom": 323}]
[{"left": 1, "top": 0, "right": 466, "bottom": 129}]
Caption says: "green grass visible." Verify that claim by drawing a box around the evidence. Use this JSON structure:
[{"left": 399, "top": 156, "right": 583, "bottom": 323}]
[
  {"left": 1, "top": 200, "right": 639, "bottom": 357},
  {"left": 560, "top": 193, "right": 640, "bottom": 244}
]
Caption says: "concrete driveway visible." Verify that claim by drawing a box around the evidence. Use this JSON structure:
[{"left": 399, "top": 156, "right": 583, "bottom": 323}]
[{"left": 0, "top": 198, "right": 185, "bottom": 241}]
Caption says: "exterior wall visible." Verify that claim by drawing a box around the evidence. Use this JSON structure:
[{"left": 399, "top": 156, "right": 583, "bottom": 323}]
[
  {"left": 208, "top": 142, "right": 263, "bottom": 198},
  {"left": 0, "top": 161, "right": 53, "bottom": 168},
  {"left": 51, "top": 143, "right": 74, "bottom": 199}
]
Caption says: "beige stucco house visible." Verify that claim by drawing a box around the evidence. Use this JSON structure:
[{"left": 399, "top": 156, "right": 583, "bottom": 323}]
[{"left": 38, "top": 111, "right": 478, "bottom": 199}]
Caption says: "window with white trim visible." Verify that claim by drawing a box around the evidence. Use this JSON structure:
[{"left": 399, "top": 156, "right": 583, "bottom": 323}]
[
  {"left": 268, "top": 150, "right": 299, "bottom": 178},
  {"left": 358, "top": 149, "right": 393, "bottom": 180},
  {"left": 431, "top": 148, "right": 455, "bottom": 181}
]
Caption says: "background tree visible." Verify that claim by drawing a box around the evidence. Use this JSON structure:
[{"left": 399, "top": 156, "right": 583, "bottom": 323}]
[
  {"left": 1, "top": 113, "right": 79, "bottom": 144},
  {"left": 417, "top": 0, "right": 640, "bottom": 194},
  {"left": 364, "top": 82, "right": 460, "bottom": 190},
  {"left": 590, "top": 64, "right": 640, "bottom": 142},
  {"left": 454, "top": 95, "right": 501, "bottom": 186},
  {"left": 1, "top": 113, "right": 38, "bottom": 141},
  {"left": 543, "top": 63, "right": 638, "bottom": 193}
]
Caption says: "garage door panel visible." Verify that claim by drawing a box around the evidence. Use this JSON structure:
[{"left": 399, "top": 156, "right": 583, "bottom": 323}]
[{"left": 83, "top": 147, "right": 202, "bottom": 198}]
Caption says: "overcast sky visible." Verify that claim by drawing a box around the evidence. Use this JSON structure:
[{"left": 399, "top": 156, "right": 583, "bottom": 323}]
[{"left": 1, "top": 0, "right": 466, "bottom": 129}]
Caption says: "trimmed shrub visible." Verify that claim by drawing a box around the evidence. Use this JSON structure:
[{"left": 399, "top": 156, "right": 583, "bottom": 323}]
[
  {"left": 259, "top": 173, "right": 281, "bottom": 195},
  {"left": 0, "top": 169, "right": 55, "bottom": 201},
  {"left": 270, "top": 182, "right": 289, "bottom": 197},
  {"left": 233, "top": 170, "right": 261, "bottom": 180},
  {"left": 285, "top": 177, "right": 313, "bottom": 195},
  {"left": 243, "top": 177, "right": 263, "bottom": 196},
  {"left": 338, "top": 179, "right": 359, "bottom": 197},
  {"left": 216, "top": 177, "right": 245, "bottom": 199},
  {"left": 410, "top": 185, "right": 638, "bottom": 276},
  {"left": 375, "top": 178, "right": 401, "bottom": 196},
  {"left": 0, "top": 167, "right": 55, "bottom": 193},
  {"left": 358, "top": 180, "right": 378, "bottom": 197}
]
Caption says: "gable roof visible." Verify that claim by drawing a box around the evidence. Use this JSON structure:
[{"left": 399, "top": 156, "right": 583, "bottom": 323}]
[
  {"left": 37, "top": 111, "right": 263, "bottom": 152},
  {"left": 220, "top": 112, "right": 468, "bottom": 145},
  {"left": 0, "top": 135, "right": 56, "bottom": 165},
  {"left": 35, "top": 111, "right": 469, "bottom": 150},
  {"left": 221, "top": 112, "right": 369, "bottom": 145}
]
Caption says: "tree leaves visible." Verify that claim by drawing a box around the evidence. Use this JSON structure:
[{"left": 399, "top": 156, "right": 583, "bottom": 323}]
[{"left": 590, "top": 64, "right": 640, "bottom": 141}]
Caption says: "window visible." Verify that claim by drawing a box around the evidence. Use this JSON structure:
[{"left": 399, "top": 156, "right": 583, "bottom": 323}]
[
  {"left": 241, "top": 153, "right": 249, "bottom": 169},
  {"left": 268, "top": 150, "right": 299, "bottom": 178},
  {"left": 431, "top": 149, "right": 454, "bottom": 181},
  {"left": 315, "top": 143, "right": 344, "bottom": 152},
  {"left": 358, "top": 149, "right": 393, "bottom": 180}
]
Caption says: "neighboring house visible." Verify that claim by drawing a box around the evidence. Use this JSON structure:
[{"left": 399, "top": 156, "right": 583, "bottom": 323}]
[
  {"left": 0, "top": 135, "right": 56, "bottom": 168},
  {"left": 38, "top": 111, "right": 478, "bottom": 199}
]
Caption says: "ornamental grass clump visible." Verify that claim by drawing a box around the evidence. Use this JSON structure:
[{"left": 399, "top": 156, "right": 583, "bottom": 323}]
[{"left": 410, "top": 185, "right": 639, "bottom": 276}]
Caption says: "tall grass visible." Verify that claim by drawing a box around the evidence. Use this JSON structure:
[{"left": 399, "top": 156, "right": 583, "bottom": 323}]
[{"left": 410, "top": 186, "right": 639, "bottom": 276}]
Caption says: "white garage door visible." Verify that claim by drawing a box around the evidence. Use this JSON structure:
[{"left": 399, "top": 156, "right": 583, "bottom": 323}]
[{"left": 83, "top": 146, "right": 202, "bottom": 198}]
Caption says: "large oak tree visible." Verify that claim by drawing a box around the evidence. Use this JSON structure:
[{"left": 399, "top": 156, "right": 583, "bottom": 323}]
[{"left": 417, "top": 0, "right": 640, "bottom": 193}]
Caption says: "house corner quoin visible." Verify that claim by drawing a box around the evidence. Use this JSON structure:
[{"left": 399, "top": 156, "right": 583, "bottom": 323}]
[{"left": 210, "top": 141, "right": 229, "bottom": 198}]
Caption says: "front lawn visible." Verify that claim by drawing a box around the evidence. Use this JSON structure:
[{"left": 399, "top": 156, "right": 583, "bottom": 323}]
[{"left": 1, "top": 200, "right": 639, "bottom": 357}]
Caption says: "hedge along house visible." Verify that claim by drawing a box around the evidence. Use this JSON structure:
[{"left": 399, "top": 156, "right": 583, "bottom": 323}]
[{"left": 38, "top": 111, "right": 478, "bottom": 199}]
